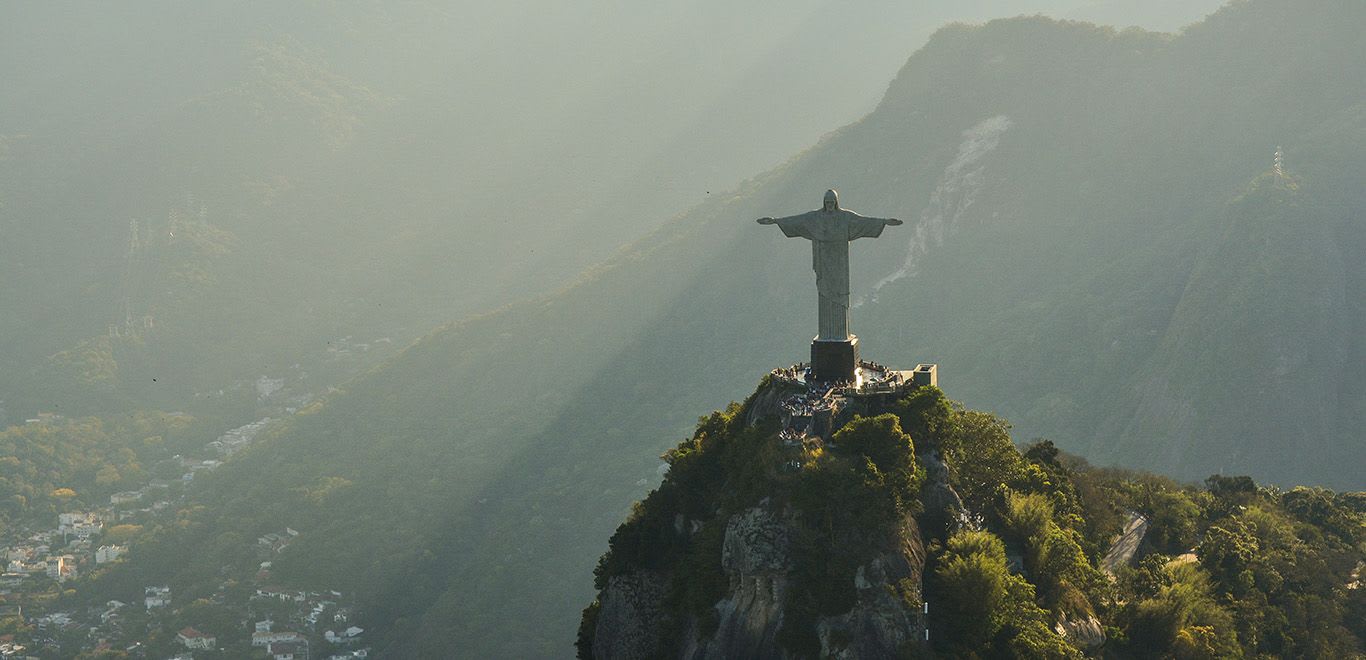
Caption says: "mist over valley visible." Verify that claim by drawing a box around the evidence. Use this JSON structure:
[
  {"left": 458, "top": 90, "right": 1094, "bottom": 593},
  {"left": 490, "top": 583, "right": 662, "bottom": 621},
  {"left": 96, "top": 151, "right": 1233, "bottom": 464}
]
[{"left": 1, "top": 1, "right": 1362, "bottom": 658}]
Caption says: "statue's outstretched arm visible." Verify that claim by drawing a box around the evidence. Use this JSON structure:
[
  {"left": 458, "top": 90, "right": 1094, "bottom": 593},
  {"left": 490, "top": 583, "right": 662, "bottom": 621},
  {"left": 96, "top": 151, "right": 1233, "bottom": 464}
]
[
  {"left": 844, "top": 210, "right": 902, "bottom": 226},
  {"left": 842, "top": 210, "right": 904, "bottom": 240},
  {"left": 756, "top": 211, "right": 820, "bottom": 240}
]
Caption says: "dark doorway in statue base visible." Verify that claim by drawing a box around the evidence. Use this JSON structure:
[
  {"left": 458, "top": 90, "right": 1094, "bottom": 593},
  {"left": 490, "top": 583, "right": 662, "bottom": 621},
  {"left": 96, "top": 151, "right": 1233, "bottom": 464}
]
[{"left": 811, "top": 336, "right": 859, "bottom": 383}]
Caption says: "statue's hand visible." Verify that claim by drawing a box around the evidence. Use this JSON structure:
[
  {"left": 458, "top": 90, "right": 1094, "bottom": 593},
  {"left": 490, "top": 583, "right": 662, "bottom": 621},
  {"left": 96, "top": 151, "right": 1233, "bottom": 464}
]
[
  {"left": 886, "top": 218, "right": 904, "bottom": 226},
  {"left": 757, "top": 217, "right": 777, "bottom": 225}
]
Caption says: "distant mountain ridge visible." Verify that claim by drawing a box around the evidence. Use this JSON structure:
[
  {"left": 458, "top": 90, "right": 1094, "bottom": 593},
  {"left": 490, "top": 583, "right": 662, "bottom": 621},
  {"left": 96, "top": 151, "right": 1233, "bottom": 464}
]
[
  {"left": 11, "top": 0, "right": 1220, "bottom": 419},
  {"left": 94, "top": 1, "right": 1366, "bottom": 656}
]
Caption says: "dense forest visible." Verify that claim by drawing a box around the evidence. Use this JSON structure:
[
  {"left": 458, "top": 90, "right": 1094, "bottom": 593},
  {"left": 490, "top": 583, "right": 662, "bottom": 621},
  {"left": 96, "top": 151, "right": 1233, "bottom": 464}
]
[{"left": 584, "top": 382, "right": 1365, "bottom": 657}]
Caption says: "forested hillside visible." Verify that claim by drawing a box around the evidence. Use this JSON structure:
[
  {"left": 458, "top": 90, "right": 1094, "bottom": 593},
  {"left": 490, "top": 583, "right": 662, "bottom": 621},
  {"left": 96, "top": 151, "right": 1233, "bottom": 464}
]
[
  {"left": 80, "top": 0, "right": 1366, "bottom": 656},
  {"left": 582, "top": 383, "right": 1365, "bottom": 658}
]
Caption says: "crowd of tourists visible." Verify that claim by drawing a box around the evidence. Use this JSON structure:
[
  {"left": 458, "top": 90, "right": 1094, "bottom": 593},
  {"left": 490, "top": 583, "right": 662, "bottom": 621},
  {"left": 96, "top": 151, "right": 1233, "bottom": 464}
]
[
  {"left": 770, "top": 365, "right": 806, "bottom": 384},
  {"left": 780, "top": 388, "right": 837, "bottom": 418},
  {"left": 778, "top": 427, "right": 806, "bottom": 446}
]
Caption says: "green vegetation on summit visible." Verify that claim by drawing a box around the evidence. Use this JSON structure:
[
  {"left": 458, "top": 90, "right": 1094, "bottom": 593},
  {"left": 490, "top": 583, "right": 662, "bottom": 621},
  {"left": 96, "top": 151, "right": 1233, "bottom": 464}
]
[{"left": 583, "top": 382, "right": 1365, "bottom": 658}]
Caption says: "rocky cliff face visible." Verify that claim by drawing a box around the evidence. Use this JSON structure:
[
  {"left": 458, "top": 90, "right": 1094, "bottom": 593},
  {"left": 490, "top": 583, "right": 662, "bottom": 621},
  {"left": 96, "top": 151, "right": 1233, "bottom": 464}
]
[
  {"left": 593, "top": 499, "right": 926, "bottom": 660},
  {"left": 592, "top": 571, "right": 670, "bottom": 659},
  {"left": 812, "top": 531, "right": 926, "bottom": 659},
  {"left": 584, "top": 374, "right": 936, "bottom": 659}
]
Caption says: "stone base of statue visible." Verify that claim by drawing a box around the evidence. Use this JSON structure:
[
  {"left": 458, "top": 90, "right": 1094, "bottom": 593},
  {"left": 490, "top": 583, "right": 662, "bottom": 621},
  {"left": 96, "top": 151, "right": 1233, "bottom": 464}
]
[{"left": 811, "top": 335, "right": 859, "bottom": 383}]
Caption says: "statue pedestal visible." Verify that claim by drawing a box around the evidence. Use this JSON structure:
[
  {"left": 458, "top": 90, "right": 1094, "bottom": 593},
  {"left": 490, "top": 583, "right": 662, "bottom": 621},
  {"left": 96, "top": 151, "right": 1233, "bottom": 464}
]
[{"left": 811, "top": 335, "right": 859, "bottom": 383}]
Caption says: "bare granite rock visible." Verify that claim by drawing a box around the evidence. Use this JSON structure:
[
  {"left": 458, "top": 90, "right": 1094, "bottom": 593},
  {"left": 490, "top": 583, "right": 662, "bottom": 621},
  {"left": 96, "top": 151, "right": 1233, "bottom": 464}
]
[
  {"left": 1102, "top": 511, "right": 1149, "bottom": 575},
  {"left": 675, "top": 504, "right": 926, "bottom": 660},
  {"left": 684, "top": 502, "right": 794, "bottom": 660},
  {"left": 817, "top": 527, "right": 926, "bottom": 659},
  {"left": 1055, "top": 610, "right": 1107, "bottom": 649},
  {"left": 721, "top": 502, "right": 793, "bottom": 576},
  {"left": 593, "top": 571, "right": 668, "bottom": 660},
  {"left": 921, "top": 451, "right": 969, "bottom": 530}
]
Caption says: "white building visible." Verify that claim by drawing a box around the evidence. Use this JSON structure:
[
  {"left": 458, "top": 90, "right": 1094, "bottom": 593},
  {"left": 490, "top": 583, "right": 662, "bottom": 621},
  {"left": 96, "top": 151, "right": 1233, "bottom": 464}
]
[
  {"left": 57, "top": 512, "right": 102, "bottom": 539},
  {"left": 45, "top": 555, "right": 76, "bottom": 581},
  {"left": 145, "top": 585, "right": 171, "bottom": 609},
  {"left": 100, "top": 600, "right": 126, "bottom": 623},
  {"left": 95, "top": 545, "right": 127, "bottom": 564},
  {"left": 325, "top": 627, "right": 364, "bottom": 644},
  {"left": 269, "top": 639, "right": 309, "bottom": 660},
  {"left": 253, "top": 630, "right": 304, "bottom": 647},
  {"left": 177, "top": 627, "right": 215, "bottom": 649},
  {"left": 7, "top": 559, "right": 41, "bottom": 575}
]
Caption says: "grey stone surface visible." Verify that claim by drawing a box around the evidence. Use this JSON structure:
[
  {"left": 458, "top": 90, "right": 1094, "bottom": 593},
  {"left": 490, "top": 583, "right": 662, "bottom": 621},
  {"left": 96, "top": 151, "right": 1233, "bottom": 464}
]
[
  {"left": 679, "top": 503, "right": 926, "bottom": 660},
  {"left": 1102, "top": 511, "right": 1149, "bottom": 575},
  {"left": 921, "top": 451, "right": 969, "bottom": 533},
  {"left": 758, "top": 189, "right": 901, "bottom": 341},
  {"left": 684, "top": 502, "right": 795, "bottom": 660},
  {"left": 593, "top": 571, "right": 668, "bottom": 660},
  {"left": 721, "top": 503, "right": 794, "bottom": 576},
  {"left": 816, "top": 531, "right": 926, "bottom": 659},
  {"left": 1055, "top": 610, "right": 1107, "bottom": 649}
]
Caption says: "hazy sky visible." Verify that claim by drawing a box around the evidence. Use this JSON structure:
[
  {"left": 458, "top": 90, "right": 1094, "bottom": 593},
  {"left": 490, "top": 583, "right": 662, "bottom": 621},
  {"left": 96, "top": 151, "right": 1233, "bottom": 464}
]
[{"left": 0, "top": 0, "right": 1230, "bottom": 362}]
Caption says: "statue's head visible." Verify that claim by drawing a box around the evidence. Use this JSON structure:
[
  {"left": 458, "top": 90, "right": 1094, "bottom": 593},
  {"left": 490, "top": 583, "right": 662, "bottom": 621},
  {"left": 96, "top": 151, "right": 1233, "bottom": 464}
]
[{"left": 823, "top": 189, "right": 839, "bottom": 212}]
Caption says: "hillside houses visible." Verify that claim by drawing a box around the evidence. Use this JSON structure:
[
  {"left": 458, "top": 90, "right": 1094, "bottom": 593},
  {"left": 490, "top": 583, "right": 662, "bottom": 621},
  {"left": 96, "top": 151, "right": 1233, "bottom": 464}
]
[
  {"left": 253, "top": 629, "right": 305, "bottom": 647},
  {"left": 95, "top": 545, "right": 126, "bottom": 564},
  {"left": 5, "top": 558, "right": 43, "bottom": 576},
  {"left": 145, "top": 586, "right": 171, "bottom": 609},
  {"left": 33, "top": 611, "right": 72, "bottom": 629},
  {"left": 324, "top": 626, "right": 363, "bottom": 645},
  {"left": 0, "top": 385, "right": 355, "bottom": 655},
  {"left": 208, "top": 417, "right": 273, "bottom": 456},
  {"left": 257, "top": 528, "right": 299, "bottom": 556},
  {"left": 254, "top": 586, "right": 306, "bottom": 603},
  {"left": 99, "top": 600, "right": 126, "bottom": 624},
  {"left": 177, "top": 627, "right": 215, "bottom": 650},
  {"left": 5, "top": 546, "right": 77, "bottom": 582},
  {"left": 44, "top": 555, "right": 75, "bottom": 582},
  {"left": 269, "top": 638, "right": 310, "bottom": 659},
  {"left": 57, "top": 512, "right": 101, "bottom": 539}
]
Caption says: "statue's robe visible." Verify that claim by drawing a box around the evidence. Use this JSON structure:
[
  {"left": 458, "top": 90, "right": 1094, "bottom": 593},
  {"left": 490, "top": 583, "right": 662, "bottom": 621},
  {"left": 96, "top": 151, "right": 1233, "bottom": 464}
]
[{"left": 772, "top": 210, "right": 894, "bottom": 341}]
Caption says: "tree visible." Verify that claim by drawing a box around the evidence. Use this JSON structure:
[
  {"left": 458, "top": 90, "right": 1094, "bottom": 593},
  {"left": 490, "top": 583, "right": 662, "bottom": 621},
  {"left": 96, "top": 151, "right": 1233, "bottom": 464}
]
[
  {"left": 932, "top": 530, "right": 1014, "bottom": 647},
  {"left": 1198, "top": 523, "right": 1258, "bottom": 593},
  {"left": 95, "top": 464, "right": 121, "bottom": 487},
  {"left": 890, "top": 385, "right": 953, "bottom": 450},
  {"left": 1143, "top": 490, "right": 1202, "bottom": 554},
  {"left": 931, "top": 529, "right": 1082, "bottom": 657},
  {"left": 833, "top": 414, "right": 913, "bottom": 473},
  {"left": 1124, "top": 564, "right": 1241, "bottom": 657}
]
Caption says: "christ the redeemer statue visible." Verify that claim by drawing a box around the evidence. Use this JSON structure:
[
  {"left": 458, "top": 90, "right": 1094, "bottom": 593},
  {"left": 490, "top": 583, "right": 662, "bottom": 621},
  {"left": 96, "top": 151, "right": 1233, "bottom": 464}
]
[{"left": 758, "top": 189, "right": 902, "bottom": 381}]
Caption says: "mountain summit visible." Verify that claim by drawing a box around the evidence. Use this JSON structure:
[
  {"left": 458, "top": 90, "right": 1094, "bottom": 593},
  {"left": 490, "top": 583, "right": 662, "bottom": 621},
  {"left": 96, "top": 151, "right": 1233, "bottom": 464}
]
[{"left": 580, "top": 372, "right": 1365, "bottom": 658}]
